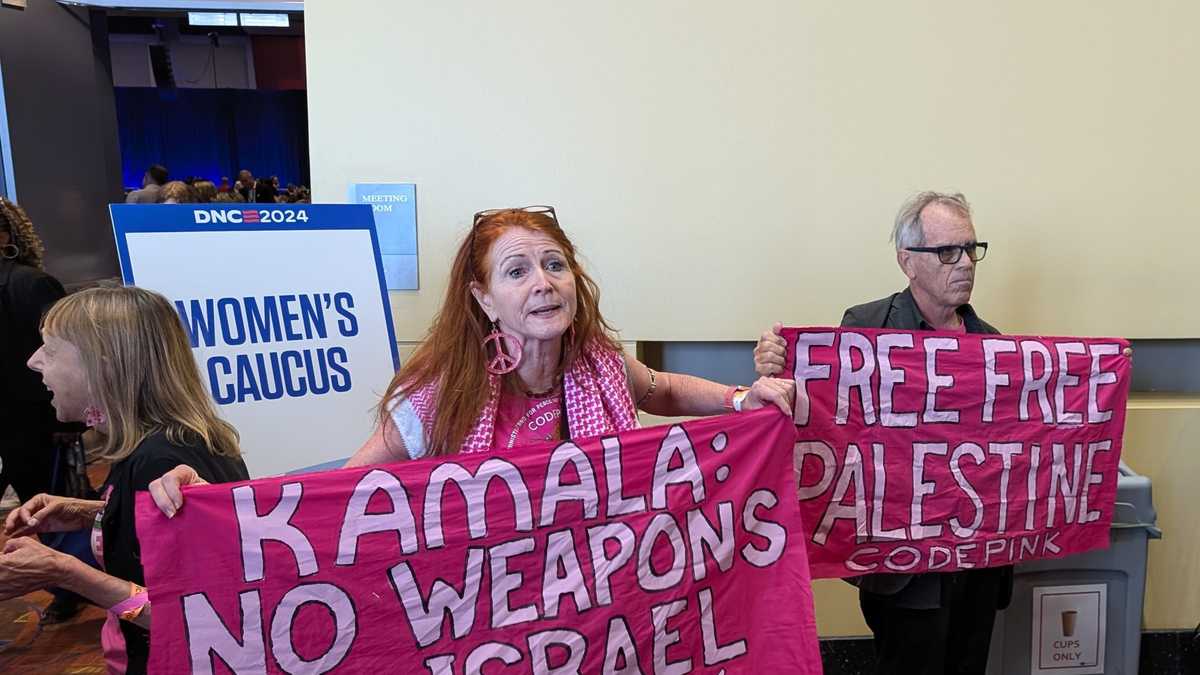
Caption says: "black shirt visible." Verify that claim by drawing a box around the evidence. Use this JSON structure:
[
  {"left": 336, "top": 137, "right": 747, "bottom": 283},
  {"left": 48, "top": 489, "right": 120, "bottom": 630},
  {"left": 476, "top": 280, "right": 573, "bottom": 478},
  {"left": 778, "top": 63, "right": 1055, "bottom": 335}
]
[
  {"left": 0, "top": 259, "right": 65, "bottom": 409},
  {"left": 100, "top": 432, "right": 249, "bottom": 674}
]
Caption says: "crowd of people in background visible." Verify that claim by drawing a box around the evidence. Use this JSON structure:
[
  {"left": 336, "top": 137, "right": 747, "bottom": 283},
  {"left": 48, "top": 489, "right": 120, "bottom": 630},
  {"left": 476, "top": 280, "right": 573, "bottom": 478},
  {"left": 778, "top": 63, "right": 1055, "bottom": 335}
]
[{"left": 124, "top": 164, "right": 311, "bottom": 205}]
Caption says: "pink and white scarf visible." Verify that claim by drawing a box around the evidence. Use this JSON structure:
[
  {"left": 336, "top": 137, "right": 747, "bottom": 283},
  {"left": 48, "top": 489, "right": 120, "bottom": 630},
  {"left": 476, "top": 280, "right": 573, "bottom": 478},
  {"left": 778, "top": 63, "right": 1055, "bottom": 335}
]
[{"left": 406, "top": 341, "right": 639, "bottom": 454}]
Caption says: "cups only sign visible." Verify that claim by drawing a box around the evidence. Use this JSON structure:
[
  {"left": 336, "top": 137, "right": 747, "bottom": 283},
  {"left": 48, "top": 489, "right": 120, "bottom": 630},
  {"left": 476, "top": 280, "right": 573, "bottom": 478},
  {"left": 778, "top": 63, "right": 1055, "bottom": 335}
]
[{"left": 1032, "top": 584, "right": 1107, "bottom": 674}]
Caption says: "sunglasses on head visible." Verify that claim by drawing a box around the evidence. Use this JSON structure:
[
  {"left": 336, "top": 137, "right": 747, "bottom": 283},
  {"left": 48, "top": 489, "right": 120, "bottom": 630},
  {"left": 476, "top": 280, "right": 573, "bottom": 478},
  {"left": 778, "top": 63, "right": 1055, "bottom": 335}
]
[{"left": 472, "top": 205, "right": 558, "bottom": 227}]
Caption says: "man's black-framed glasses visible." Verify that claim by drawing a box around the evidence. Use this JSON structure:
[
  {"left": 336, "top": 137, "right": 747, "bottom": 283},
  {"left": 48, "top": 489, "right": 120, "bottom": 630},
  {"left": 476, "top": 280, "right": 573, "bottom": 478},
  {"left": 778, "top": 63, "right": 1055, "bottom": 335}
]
[
  {"left": 472, "top": 205, "right": 558, "bottom": 227},
  {"left": 905, "top": 242, "right": 988, "bottom": 264}
]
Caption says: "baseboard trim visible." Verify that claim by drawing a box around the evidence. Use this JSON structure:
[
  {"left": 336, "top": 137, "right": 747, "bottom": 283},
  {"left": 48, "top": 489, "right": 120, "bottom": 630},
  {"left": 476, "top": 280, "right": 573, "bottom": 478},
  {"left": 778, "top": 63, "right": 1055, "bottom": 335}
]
[{"left": 816, "top": 630, "right": 1199, "bottom": 675}]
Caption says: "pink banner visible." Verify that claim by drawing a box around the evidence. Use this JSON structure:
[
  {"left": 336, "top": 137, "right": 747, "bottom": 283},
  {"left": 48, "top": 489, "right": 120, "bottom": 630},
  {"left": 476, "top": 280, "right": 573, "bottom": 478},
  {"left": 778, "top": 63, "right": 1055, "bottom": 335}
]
[
  {"left": 136, "top": 409, "right": 822, "bottom": 674},
  {"left": 782, "top": 327, "right": 1131, "bottom": 579}
]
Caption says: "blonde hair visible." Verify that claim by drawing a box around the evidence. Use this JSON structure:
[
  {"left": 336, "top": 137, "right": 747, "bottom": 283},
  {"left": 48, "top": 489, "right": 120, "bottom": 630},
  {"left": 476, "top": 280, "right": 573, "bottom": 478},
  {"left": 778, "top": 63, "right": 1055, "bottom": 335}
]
[
  {"left": 160, "top": 181, "right": 196, "bottom": 204},
  {"left": 41, "top": 286, "right": 241, "bottom": 464},
  {"left": 0, "top": 197, "right": 46, "bottom": 269},
  {"left": 193, "top": 180, "right": 218, "bottom": 203}
]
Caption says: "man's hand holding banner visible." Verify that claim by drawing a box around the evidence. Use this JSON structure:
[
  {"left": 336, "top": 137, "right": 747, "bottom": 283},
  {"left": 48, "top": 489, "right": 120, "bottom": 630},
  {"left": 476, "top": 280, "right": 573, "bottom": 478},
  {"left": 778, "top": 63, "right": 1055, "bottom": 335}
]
[
  {"left": 136, "top": 409, "right": 822, "bottom": 674},
  {"left": 782, "top": 327, "right": 1131, "bottom": 579}
]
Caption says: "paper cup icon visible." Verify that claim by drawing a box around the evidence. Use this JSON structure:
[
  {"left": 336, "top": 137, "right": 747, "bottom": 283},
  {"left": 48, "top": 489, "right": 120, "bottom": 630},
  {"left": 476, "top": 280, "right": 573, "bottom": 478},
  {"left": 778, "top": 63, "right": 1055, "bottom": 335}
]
[{"left": 1061, "top": 610, "right": 1078, "bottom": 637}]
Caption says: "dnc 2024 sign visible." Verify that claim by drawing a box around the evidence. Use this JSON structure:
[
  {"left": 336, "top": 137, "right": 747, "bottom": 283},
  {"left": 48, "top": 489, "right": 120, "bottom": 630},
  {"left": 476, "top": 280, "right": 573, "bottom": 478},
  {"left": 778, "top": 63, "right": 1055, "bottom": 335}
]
[{"left": 110, "top": 204, "right": 398, "bottom": 477}]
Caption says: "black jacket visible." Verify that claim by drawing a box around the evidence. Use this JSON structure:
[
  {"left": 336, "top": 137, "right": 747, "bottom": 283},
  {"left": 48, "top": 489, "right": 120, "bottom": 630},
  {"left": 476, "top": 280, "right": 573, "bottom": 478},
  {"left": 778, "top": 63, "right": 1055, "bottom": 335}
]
[
  {"left": 841, "top": 287, "right": 998, "bottom": 336},
  {"left": 0, "top": 259, "right": 65, "bottom": 409},
  {"left": 841, "top": 287, "right": 1013, "bottom": 610}
]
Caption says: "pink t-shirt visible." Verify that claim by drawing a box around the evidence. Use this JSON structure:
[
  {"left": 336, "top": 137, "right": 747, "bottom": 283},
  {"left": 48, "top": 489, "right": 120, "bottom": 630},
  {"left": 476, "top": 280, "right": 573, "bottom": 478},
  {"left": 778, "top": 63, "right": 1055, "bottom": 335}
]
[{"left": 493, "top": 391, "right": 564, "bottom": 450}]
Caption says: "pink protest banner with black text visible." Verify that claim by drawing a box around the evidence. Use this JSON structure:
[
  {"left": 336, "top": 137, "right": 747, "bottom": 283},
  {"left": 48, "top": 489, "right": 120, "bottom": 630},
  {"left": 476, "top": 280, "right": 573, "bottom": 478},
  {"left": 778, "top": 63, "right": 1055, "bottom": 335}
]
[
  {"left": 781, "top": 327, "right": 1131, "bottom": 579},
  {"left": 136, "top": 409, "right": 822, "bottom": 674}
]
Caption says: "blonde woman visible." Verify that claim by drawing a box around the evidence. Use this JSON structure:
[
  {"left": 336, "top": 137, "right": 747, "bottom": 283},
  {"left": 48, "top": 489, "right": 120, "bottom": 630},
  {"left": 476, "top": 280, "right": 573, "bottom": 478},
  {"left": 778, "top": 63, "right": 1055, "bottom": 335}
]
[
  {"left": 158, "top": 180, "right": 195, "bottom": 204},
  {"left": 192, "top": 179, "right": 218, "bottom": 204},
  {"left": 0, "top": 287, "right": 248, "bottom": 675}
]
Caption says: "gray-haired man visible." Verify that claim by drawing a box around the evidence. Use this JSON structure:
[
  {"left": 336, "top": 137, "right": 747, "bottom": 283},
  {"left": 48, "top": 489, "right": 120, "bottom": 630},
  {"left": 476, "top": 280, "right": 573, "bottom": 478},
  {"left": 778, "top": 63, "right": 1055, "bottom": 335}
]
[{"left": 755, "top": 191, "right": 1011, "bottom": 674}]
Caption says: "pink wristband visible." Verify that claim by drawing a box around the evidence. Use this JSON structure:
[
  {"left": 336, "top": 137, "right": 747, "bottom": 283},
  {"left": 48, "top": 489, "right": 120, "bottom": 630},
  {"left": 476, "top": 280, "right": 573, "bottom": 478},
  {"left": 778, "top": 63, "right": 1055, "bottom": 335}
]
[{"left": 110, "top": 589, "right": 149, "bottom": 620}]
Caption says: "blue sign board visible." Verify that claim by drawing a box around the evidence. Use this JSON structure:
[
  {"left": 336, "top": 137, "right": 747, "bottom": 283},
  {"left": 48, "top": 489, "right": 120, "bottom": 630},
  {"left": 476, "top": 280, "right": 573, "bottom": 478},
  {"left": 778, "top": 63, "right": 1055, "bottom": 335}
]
[{"left": 351, "top": 183, "right": 418, "bottom": 289}]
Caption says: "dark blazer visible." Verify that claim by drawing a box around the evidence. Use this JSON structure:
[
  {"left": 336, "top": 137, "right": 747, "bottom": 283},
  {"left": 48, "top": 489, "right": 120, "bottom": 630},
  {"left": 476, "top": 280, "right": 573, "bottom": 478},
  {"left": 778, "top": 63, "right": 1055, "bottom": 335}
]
[
  {"left": 841, "top": 287, "right": 1013, "bottom": 610},
  {"left": 0, "top": 259, "right": 66, "bottom": 409},
  {"left": 253, "top": 181, "right": 277, "bottom": 203}
]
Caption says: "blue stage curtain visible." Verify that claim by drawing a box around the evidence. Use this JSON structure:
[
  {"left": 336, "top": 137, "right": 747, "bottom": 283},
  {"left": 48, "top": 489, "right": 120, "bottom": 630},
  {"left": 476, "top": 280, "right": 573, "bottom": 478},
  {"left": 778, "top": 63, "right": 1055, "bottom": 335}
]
[{"left": 114, "top": 87, "right": 310, "bottom": 190}]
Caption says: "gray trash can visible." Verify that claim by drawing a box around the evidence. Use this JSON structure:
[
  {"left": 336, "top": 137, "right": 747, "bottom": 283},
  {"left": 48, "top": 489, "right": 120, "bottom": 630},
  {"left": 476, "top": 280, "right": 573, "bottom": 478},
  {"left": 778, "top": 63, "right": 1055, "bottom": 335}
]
[{"left": 986, "top": 461, "right": 1161, "bottom": 674}]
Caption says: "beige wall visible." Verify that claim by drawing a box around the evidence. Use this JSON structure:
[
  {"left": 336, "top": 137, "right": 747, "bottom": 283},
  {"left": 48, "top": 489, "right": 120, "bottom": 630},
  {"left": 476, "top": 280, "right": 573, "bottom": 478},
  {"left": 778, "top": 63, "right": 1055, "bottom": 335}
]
[
  {"left": 1122, "top": 397, "right": 1200, "bottom": 631},
  {"left": 306, "top": 0, "right": 1199, "bottom": 634},
  {"left": 308, "top": 0, "right": 1199, "bottom": 343}
]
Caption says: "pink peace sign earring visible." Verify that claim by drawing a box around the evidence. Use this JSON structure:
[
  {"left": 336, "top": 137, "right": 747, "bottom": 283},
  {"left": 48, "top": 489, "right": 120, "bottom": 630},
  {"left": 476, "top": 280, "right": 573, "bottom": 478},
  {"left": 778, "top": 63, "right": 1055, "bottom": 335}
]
[
  {"left": 83, "top": 405, "right": 108, "bottom": 428},
  {"left": 483, "top": 322, "right": 522, "bottom": 375}
]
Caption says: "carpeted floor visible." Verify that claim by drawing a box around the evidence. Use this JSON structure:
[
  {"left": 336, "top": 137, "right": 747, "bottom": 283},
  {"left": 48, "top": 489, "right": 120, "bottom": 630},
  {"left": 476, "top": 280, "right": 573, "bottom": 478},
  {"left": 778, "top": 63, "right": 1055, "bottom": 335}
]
[
  {"left": 0, "top": 589, "right": 106, "bottom": 673},
  {"left": 0, "top": 530, "right": 107, "bottom": 672},
  {"left": 0, "top": 472, "right": 107, "bottom": 673}
]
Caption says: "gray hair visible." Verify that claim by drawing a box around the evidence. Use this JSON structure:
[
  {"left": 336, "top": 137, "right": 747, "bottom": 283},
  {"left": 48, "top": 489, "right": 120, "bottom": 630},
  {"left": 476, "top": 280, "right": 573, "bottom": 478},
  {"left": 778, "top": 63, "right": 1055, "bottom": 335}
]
[{"left": 891, "top": 191, "right": 972, "bottom": 250}]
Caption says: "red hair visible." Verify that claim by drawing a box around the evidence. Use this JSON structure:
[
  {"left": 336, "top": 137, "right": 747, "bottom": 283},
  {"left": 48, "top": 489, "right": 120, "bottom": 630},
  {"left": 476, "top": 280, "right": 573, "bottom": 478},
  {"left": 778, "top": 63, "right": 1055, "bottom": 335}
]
[{"left": 380, "top": 210, "right": 621, "bottom": 456}]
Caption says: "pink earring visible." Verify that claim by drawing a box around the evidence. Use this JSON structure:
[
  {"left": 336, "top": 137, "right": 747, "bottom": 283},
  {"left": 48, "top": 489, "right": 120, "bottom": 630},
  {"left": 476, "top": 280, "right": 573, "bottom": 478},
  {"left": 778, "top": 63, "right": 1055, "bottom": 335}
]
[
  {"left": 83, "top": 405, "right": 107, "bottom": 428},
  {"left": 483, "top": 322, "right": 522, "bottom": 375}
]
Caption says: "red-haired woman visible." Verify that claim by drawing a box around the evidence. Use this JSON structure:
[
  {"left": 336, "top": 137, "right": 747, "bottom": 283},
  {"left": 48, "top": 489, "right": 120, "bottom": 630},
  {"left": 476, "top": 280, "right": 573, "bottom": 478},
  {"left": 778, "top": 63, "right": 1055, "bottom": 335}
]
[
  {"left": 351, "top": 206, "right": 793, "bottom": 462},
  {"left": 150, "top": 207, "right": 794, "bottom": 508}
]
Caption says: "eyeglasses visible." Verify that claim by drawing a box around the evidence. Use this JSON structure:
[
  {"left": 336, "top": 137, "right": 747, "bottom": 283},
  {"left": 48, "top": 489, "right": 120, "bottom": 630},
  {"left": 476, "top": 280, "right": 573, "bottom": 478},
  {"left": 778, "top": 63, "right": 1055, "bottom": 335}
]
[
  {"left": 472, "top": 205, "right": 558, "bottom": 227},
  {"left": 904, "top": 242, "right": 988, "bottom": 264}
]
